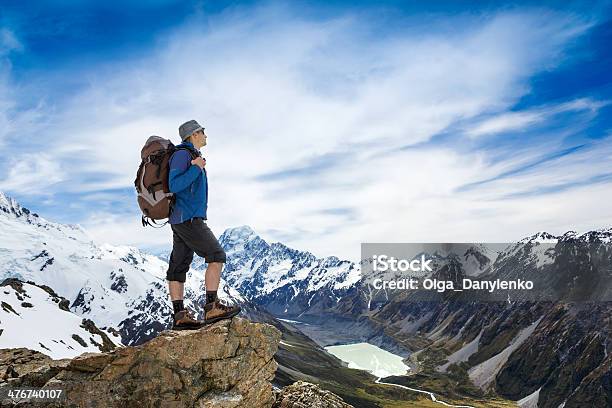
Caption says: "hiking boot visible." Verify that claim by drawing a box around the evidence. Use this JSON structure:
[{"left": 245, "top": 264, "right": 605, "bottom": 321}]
[
  {"left": 172, "top": 309, "right": 205, "bottom": 330},
  {"left": 204, "top": 300, "right": 241, "bottom": 324}
]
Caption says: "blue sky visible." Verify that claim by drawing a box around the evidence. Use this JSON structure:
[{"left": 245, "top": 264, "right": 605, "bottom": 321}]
[{"left": 1, "top": 1, "right": 611, "bottom": 259}]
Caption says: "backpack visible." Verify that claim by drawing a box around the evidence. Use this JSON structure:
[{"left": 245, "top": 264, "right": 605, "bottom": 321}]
[{"left": 134, "top": 136, "right": 198, "bottom": 227}]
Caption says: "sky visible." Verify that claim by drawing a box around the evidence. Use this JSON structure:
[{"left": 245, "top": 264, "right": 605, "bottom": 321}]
[{"left": 0, "top": 0, "right": 611, "bottom": 261}]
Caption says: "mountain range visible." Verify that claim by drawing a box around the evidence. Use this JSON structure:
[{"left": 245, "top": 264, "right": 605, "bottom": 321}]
[{"left": 0, "top": 191, "right": 610, "bottom": 407}]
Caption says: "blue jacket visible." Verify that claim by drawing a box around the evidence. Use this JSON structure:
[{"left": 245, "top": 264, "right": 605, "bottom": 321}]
[{"left": 168, "top": 142, "right": 208, "bottom": 224}]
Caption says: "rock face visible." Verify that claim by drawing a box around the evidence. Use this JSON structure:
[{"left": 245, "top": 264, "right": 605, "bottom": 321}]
[
  {"left": 1, "top": 317, "right": 281, "bottom": 407},
  {"left": 274, "top": 381, "right": 354, "bottom": 408}
]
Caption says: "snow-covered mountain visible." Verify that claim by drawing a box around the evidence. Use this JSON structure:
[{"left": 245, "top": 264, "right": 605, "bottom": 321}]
[
  {"left": 0, "top": 192, "right": 244, "bottom": 347},
  {"left": 161, "top": 224, "right": 612, "bottom": 319},
  {"left": 0, "top": 278, "right": 121, "bottom": 358},
  {"left": 158, "top": 225, "right": 362, "bottom": 317},
  {"left": 519, "top": 229, "right": 612, "bottom": 244}
]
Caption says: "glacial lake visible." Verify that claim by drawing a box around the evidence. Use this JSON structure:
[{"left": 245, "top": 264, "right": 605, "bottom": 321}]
[{"left": 325, "top": 342, "right": 410, "bottom": 378}]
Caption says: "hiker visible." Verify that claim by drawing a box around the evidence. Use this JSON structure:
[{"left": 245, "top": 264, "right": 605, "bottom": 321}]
[{"left": 165, "top": 120, "right": 241, "bottom": 330}]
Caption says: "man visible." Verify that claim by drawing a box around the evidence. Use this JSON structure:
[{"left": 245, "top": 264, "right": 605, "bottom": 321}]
[{"left": 166, "top": 119, "right": 241, "bottom": 330}]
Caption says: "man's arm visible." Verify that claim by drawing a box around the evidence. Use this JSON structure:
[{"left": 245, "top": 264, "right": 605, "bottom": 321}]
[{"left": 168, "top": 150, "right": 201, "bottom": 193}]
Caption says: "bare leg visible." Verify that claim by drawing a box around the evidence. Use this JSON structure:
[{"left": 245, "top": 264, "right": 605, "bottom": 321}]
[
  {"left": 205, "top": 262, "right": 223, "bottom": 292},
  {"left": 168, "top": 281, "right": 185, "bottom": 301}
]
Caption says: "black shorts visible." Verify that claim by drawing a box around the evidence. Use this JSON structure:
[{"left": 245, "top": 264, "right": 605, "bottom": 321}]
[{"left": 166, "top": 218, "right": 226, "bottom": 283}]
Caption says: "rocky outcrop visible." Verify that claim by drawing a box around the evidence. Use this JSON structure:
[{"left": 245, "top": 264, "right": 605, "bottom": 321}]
[
  {"left": 1, "top": 317, "right": 281, "bottom": 407},
  {"left": 273, "top": 381, "right": 353, "bottom": 408}
]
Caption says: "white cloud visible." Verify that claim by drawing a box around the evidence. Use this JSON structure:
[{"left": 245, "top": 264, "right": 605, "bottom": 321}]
[
  {"left": 82, "top": 212, "right": 171, "bottom": 249},
  {"left": 466, "top": 97, "right": 606, "bottom": 138},
  {"left": 3, "top": 6, "right": 609, "bottom": 260},
  {"left": 460, "top": 136, "right": 612, "bottom": 199},
  {"left": 467, "top": 111, "right": 544, "bottom": 138},
  {"left": 0, "top": 153, "right": 65, "bottom": 194},
  {"left": 46, "top": 9, "right": 592, "bottom": 176}
]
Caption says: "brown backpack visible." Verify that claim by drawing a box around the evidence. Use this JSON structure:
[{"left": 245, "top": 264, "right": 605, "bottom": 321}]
[{"left": 134, "top": 136, "right": 196, "bottom": 227}]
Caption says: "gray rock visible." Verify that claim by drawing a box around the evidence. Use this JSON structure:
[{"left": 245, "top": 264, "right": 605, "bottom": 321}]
[{"left": 273, "top": 381, "right": 353, "bottom": 408}]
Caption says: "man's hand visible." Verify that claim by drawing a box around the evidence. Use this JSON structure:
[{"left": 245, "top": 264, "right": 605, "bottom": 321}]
[{"left": 191, "top": 157, "right": 206, "bottom": 169}]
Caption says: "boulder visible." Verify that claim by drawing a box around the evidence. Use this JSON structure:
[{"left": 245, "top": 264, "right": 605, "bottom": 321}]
[
  {"left": 1, "top": 317, "right": 281, "bottom": 407},
  {"left": 273, "top": 381, "right": 353, "bottom": 408}
]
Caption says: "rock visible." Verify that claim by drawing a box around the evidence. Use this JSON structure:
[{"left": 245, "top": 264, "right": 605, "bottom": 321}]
[
  {"left": 0, "top": 348, "right": 70, "bottom": 385},
  {"left": 0, "top": 317, "right": 281, "bottom": 407},
  {"left": 273, "top": 381, "right": 354, "bottom": 408}
]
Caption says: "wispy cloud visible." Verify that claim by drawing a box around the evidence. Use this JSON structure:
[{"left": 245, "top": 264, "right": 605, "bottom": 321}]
[
  {"left": 255, "top": 151, "right": 349, "bottom": 182},
  {"left": 465, "top": 98, "right": 606, "bottom": 138},
  {"left": 457, "top": 136, "right": 612, "bottom": 199},
  {"left": 0, "top": 25, "right": 48, "bottom": 151},
  {"left": 456, "top": 143, "right": 589, "bottom": 193},
  {"left": 0, "top": 28, "right": 22, "bottom": 55},
  {"left": 0, "top": 153, "right": 65, "bottom": 194},
  {"left": 0, "top": 4, "right": 610, "bottom": 260}
]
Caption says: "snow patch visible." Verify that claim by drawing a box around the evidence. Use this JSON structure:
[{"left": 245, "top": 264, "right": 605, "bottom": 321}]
[
  {"left": 468, "top": 316, "right": 543, "bottom": 389},
  {"left": 438, "top": 329, "right": 483, "bottom": 373},
  {"left": 0, "top": 281, "right": 121, "bottom": 359},
  {"left": 517, "top": 387, "right": 541, "bottom": 408}
]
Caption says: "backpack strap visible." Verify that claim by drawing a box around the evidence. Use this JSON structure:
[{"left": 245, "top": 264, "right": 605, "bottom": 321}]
[
  {"left": 141, "top": 215, "right": 169, "bottom": 228},
  {"left": 175, "top": 145, "right": 201, "bottom": 160}
]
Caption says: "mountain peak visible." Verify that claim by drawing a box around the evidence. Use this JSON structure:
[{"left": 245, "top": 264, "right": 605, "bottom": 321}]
[
  {"left": 220, "top": 225, "right": 260, "bottom": 245},
  {"left": 577, "top": 227, "right": 612, "bottom": 243},
  {"left": 0, "top": 190, "right": 40, "bottom": 221},
  {"left": 519, "top": 231, "right": 558, "bottom": 243},
  {"left": 225, "top": 224, "right": 256, "bottom": 235},
  {"left": 0, "top": 191, "right": 20, "bottom": 211}
]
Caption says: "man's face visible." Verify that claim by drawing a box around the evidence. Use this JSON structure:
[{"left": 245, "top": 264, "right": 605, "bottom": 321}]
[{"left": 192, "top": 129, "right": 207, "bottom": 148}]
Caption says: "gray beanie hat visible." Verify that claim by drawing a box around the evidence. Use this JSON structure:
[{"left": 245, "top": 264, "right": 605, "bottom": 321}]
[{"left": 179, "top": 120, "right": 204, "bottom": 141}]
